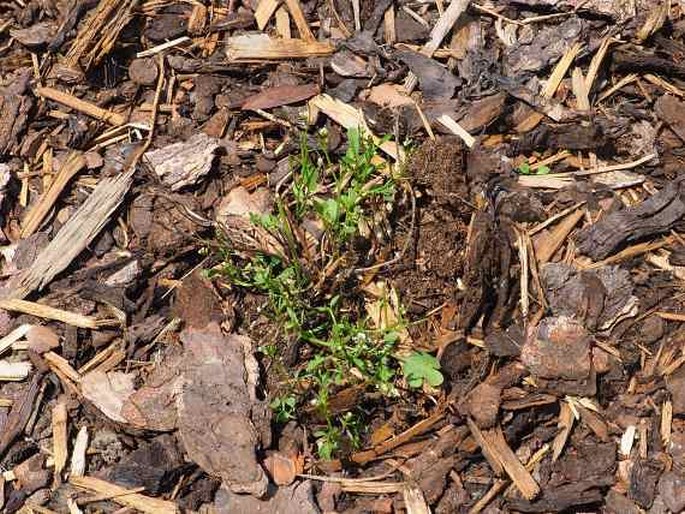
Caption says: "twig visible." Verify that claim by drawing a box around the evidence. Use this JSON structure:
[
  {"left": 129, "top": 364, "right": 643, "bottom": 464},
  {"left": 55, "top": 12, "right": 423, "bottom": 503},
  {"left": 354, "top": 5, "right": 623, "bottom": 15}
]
[
  {"left": 285, "top": 0, "right": 315, "bottom": 41},
  {"left": 36, "top": 87, "right": 126, "bottom": 126},
  {"left": 0, "top": 299, "right": 104, "bottom": 329},
  {"left": 254, "top": 0, "right": 281, "bottom": 30},
  {"left": 136, "top": 36, "right": 191, "bottom": 58},
  {"left": 21, "top": 152, "right": 87, "bottom": 237},
  {"left": 437, "top": 114, "right": 475, "bottom": 147},
  {"left": 529, "top": 202, "right": 586, "bottom": 236}
]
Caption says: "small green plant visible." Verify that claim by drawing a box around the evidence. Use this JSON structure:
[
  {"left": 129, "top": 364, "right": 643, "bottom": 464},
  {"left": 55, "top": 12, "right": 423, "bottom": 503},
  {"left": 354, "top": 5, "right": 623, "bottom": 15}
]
[
  {"left": 517, "top": 161, "right": 550, "bottom": 175},
  {"left": 402, "top": 351, "right": 444, "bottom": 389},
  {"left": 270, "top": 394, "right": 298, "bottom": 423},
  {"left": 213, "top": 128, "right": 414, "bottom": 459}
]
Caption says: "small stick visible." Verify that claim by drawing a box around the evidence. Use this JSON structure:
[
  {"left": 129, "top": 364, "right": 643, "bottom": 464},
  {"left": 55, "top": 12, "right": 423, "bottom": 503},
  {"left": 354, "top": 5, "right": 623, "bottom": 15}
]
[
  {"left": 384, "top": 5, "right": 397, "bottom": 44},
  {"left": 0, "top": 299, "right": 101, "bottom": 329},
  {"left": 70, "top": 476, "right": 179, "bottom": 514},
  {"left": 534, "top": 208, "right": 584, "bottom": 263},
  {"left": 36, "top": 87, "right": 126, "bottom": 126},
  {"left": 414, "top": 101, "right": 435, "bottom": 140},
  {"left": 21, "top": 152, "right": 87, "bottom": 237},
  {"left": 351, "top": 0, "right": 361, "bottom": 31},
  {"left": 661, "top": 400, "right": 673, "bottom": 446},
  {"left": 516, "top": 43, "right": 582, "bottom": 132},
  {"left": 437, "top": 114, "right": 475, "bottom": 147},
  {"left": 584, "top": 37, "right": 614, "bottom": 94},
  {"left": 255, "top": 0, "right": 281, "bottom": 30},
  {"left": 70, "top": 426, "right": 89, "bottom": 477},
  {"left": 517, "top": 228, "right": 529, "bottom": 318},
  {"left": 597, "top": 73, "right": 638, "bottom": 103},
  {"left": 402, "top": 6, "right": 430, "bottom": 28},
  {"left": 0, "top": 360, "right": 32, "bottom": 381},
  {"left": 583, "top": 237, "right": 672, "bottom": 269},
  {"left": 284, "top": 0, "right": 315, "bottom": 41},
  {"left": 275, "top": 7, "right": 291, "bottom": 38},
  {"left": 485, "top": 426, "right": 540, "bottom": 500},
  {"left": 551, "top": 401, "right": 575, "bottom": 462},
  {"left": 136, "top": 36, "right": 191, "bottom": 58},
  {"left": 529, "top": 202, "right": 586, "bottom": 236},
  {"left": 644, "top": 73, "right": 685, "bottom": 97},
  {"left": 43, "top": 351, "right": 82, "bottom": 384},
  {"left": 52, "top": 397, "right": 68, "bottom": 477},
  {"left": 226, "top": 34, "right": 333, "bottom": 60},
  {"left": 0, "top": 324, "right": 33, "bottom": 358}
]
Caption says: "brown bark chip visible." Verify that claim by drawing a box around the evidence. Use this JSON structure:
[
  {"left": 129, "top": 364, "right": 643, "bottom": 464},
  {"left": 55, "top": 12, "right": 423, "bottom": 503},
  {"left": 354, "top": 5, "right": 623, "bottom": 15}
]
[
  {"left": 178, "top": 323, "right": 268, "bottom": 496},
  {"left": 128, "top": 57, "right": 159, "bottom": 86},
  {"left": 521, "top": 316, "right": 592, "bottom": 383}
]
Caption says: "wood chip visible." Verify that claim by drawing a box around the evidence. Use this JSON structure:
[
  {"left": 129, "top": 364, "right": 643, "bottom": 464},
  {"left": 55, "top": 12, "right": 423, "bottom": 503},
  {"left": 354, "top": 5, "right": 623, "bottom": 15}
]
[
  {"left": 70, "top": 426, "right": 88, "bottom": 477},
  {"left": 255, "top": 0, "right": 281, "bottom": 30},
  {"left": 8, "top": 166, "right": 135, "bottom": 299},
  {"left": 70, "top": 476, "right": 180, "bottom": 514},
  {"left": 437, "top": 114, "right": 476, "bottom": 147},
  {"left": 284, "top": 0, "right": 315, "bottom": 41},
  {"left": 226, "top": 34, "right": 333, "bottom": 60},
  {"left": 52, "top": 397, "right": 68, "bottom": 476},
  {"left": 0, "top": 299, "right": 101, "bottom": 329},
  {"left": 36, "top": 87, "right": 126, "bottom": 126}
]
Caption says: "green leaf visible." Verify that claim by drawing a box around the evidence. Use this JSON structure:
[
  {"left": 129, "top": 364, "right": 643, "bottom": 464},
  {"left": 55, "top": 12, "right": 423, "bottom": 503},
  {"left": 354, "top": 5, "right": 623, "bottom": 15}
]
[
  {"left": 317, "top": 198, "right": 340, "bottom": 226},
  {"left": 536, "top": 164, "right": 551, "bottom": 175},
  {"left": 402, "top": 351, "right": 444, "bottom": 389},
  {"left": 517, "top": 162, "right": 532, "bottom": 175}
]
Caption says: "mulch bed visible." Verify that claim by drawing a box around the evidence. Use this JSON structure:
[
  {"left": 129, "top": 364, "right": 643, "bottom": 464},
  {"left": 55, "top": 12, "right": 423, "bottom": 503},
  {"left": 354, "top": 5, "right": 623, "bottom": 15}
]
[{"left": 2, "top": 0, "right": 685, "bottom": 512}]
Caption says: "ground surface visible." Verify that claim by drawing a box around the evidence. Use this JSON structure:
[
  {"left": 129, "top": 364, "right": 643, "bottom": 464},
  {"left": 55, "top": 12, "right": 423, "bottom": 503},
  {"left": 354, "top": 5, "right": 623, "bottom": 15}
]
[{"left": 2, "top": 0, "right": 685, "bottom": 513}]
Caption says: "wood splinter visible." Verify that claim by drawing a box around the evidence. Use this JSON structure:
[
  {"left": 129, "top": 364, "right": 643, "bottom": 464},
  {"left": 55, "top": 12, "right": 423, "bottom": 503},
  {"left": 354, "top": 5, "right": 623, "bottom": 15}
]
[{"left": 36, "top": 86, "right": 126, "bottom": 126}]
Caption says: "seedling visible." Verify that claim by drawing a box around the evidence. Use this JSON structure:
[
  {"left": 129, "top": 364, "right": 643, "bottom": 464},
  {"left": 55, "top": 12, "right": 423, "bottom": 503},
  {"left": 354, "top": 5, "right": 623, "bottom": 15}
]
[
  {"left": 402, "top": 351, "right": 444, "bottom": 389},
  {"left": 214, "top": 128, "right": 438, "bottom": 459},
  {"left": 517, "top": 161, "right": 550, "bottom": 175}
]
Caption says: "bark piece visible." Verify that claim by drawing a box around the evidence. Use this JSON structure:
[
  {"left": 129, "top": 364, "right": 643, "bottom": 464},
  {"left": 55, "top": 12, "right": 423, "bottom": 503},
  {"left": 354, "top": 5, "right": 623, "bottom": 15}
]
[
  {"left": 656, "top": 94, "right": 685, "bottom": 141},
  {"left": 658, "top": 470, "right": 685, "bottom": 512},
  {"left": 129, "top": 57, "right": 159, "bottom": 86},
  {"left": 241, "top": 83, "right": 319, "bottom": 110},
  {"left": 397, "top": 50, "right": 460, "bottom": 100},
  {"left": 0, "top": 68, "right": 32, "bottom": 155},
  {"left": 462, "top": 382, "right": 502, "bottom": 429},
  {"left": 577, "top": 180, "right": 685, "bottom": 260},
  {"left": 11, "top": 22, "right": 56, "bottom": 47},
  {"left": 121, "top": 347, "right": 182, "bottom": 431},
  {"left": 541, "top": 263, "right": 637, "bottom": 331},
  {"left": 143, "top": 133, "right": 219, "bottom": 191},
  {"left": 25, "top": 326, "right": 60, "bottom": 354},
  {"left": 522, "top": 316, "right": 592, "bottom": 382},
  {"left": 604, "top": 491, "right": 641, "bottom": 514},
  {"left": 81, "top": 370, "right": 136, "bottom": 423},
  {"left": 177, "top": 324, "right": 268, "bottom": 496},
  {"left": 14, "top": 454, "right": 52, "bottom": 495},
  {"left": 629, "top": 458, "right": 664, "bottom": 508},
  {"left": 666, "top": 366, "right": 685, "bottom": 415},
  {"left": 105, "top": 435, "right": 184, "bottom": 495}
]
